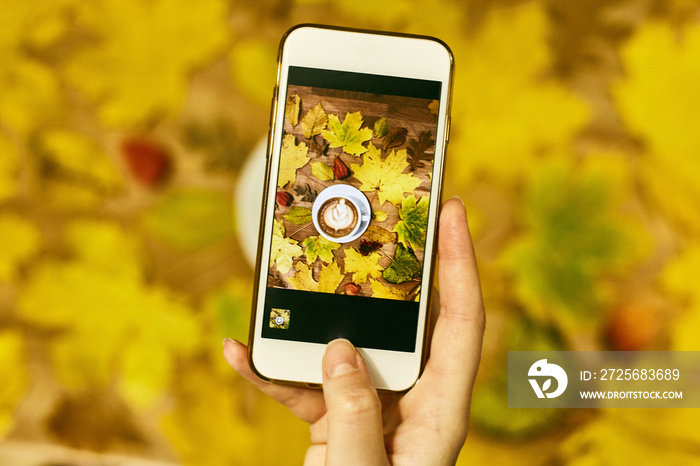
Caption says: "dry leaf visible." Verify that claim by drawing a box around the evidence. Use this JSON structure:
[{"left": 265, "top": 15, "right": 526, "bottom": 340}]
[
  {"left": 364, "top": 225, "right": 397, "bottom": 244},
  {"left": 382, "top": 127, "right": 408, "bottom": 151},
  {"left": 301, "top": 102, "right": 327, "bottom": 139},
  {"left": 285, "top": 92, "right": 301, "bottom": 127}
]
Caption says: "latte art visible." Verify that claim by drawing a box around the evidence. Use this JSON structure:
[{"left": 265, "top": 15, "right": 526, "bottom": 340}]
[
  {"left": 324, "top": 199, "right": 354, "bottom": 230},
  {"left": 318, "top": 197, "right": 358, "bottom": 237}
]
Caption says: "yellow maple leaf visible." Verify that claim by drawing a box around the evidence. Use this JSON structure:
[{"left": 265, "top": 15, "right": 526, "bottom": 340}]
[
  {"left": 288, "top": 261, "right": 343, "bottom": 294},
  {"left": 613, "top": 21, "right": 700, "bottom": 230},
  {"left": 278, "top": 134, "right": 310, "bottom": 188},
  {"left": 369, "top": 279, "right": 407, "bottom": 301},
  {"left": 344, "top": 247, "right": 383, "bottom": 284},
  {"left": 0, "top": 1, "right": 73, "bottom": 133},
  {"left": 17, "top": 220, "right": 200, "bottom": 408},
  {"left": 270, "top": 219, "right": 303, "bottom": 275},
  {"left": 0, "top": 214, "right": 41, "bottom": 282},
  {"left": 322, "top": 111, "right": 374, "bottom": 156},
  {"left": 445, "top": 2, "right": 588, "bottom": 186},
  {"left": 63, "top": 0, "right": 229, "bottom": 126},
  {"left": 351, "top": 143, "right": 421, "bottom": 206}
]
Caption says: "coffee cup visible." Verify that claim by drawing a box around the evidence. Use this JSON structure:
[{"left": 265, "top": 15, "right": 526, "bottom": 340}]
[{"left": 312, "top": 185, "right": 371, "bottom": 243}]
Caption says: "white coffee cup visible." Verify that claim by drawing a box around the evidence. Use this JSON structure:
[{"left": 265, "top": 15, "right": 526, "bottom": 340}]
[{"left": 312, "top": 185, "right": 371, "bottom": 243}]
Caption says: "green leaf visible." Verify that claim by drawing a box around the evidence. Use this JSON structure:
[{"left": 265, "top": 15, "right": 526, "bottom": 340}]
[
  {"left": 303, "top": 235, "right": 340, "bottom": 264},
  {"left": 374, "top": 117, "right": 388, "bottom": 138},
  {"left": 383, "top": 244, "right": 421, "bottom": 284},
  {"left": 392, "top": 195, "right": 430, "bottom": 251},
  {"left": 311, "top": 161, "right": 334, "bottom": 181},
  {"left": 283, "top": 206, "right": 313, "bottom": 225}
]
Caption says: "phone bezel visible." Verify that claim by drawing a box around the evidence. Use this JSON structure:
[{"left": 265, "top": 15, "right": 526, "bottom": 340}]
[{"left": 248, "top": 24, "right": 454, "bottom": 392}]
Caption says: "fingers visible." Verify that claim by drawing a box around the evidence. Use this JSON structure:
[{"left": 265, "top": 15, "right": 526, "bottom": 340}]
[
  {"left": 321, "top": 339, "right": 389, "bottom": 466},
  {"left": 419, "top": 197, "right": 485, "bottom": 419},
  {"left": 222, "top": 338, "right": 326, "bottom": 423}
]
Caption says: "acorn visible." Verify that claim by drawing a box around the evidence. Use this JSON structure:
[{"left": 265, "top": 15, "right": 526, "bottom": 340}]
[
  {"left": 333, "top": 157, "right": 350, "bottom": 179},
  {"left": 276, "top": 190, "right": 293, "bottom": 207}
]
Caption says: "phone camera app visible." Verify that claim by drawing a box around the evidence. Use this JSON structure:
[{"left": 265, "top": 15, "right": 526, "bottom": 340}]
[{"left": 270, "top": 308, "right": 290, "bottom": 329}]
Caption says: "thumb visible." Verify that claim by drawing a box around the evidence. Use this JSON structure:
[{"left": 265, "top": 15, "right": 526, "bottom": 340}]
[{"left": 322, "top": 339, "right": 388, "bottom": 466}]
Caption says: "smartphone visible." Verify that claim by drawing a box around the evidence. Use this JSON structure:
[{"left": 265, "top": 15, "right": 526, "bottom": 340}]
[{"left": 248, "top": 24, "right": 453, "bottom": 391}]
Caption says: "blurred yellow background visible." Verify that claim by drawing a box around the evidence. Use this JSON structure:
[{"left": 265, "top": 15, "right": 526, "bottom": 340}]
[{"left": 1, "top": 0, "right": 700, "bottom": 464}]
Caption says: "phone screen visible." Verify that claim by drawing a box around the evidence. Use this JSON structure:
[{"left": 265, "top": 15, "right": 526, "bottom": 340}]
[{"left": 263, "top": 66, "right": 442, "bottom": 353}]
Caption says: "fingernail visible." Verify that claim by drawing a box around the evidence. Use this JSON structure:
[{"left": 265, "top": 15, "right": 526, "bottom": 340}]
[
  {"left": 324, "top": 339, "right": 358, "bottom": 378},
  {"left": 223, "top": 337, "right": 234, "bottom": 347},
  {"left": 450, "top": 195, "right": 465, "bottom": 208}
]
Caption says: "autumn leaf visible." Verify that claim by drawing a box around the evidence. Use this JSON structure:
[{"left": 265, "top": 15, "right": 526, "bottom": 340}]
[
  {"left": 406, "top": 131, "right": 435, "bottom": 171},
  {"left": 428, "top": 100, "right": 439, "bottom": 115},
  {"left": 613, "top": 21, "right": 700, "bottom": 231},
  {"left": 17, "top": 220, "right": 200, "bottom": 408},
  {"left": 322, "top": 111, "right": 374, "bottom": 156},
  {"left": 351, "top": 143, "right": 421, "bottom": 206},
  {"left": 382, "top": 127, "right": 408, "bottom": 151},
  {"left": 344, "top": 247, "right": 383, "bottom": 284},
  {"left": 294, "top": 183, "right": 317, "bottom": 202},
  {"left": 0, "top": 214, "right": 41, "bottom": 282},
  {"left": 369, "top": 279, "right": 407, "bottom": 300},
  {"left": 278, "top": 134, "right": 309, "bottom": 188},
  {"left": 364, "top": 225, "right": 397, "bottom": 244},
  {"left": 283, "top": 206, "right": 312, "bottom": 225},
  {"left": 287, "top": 261, "right": 343, "bottom": 294},
  {"left": 374, "top": 117, "right": 388, "bottom": 138},
  {"left": 303, "top": 235, "right": 340, "bottom": 264},
  {"left": 270, "top": 219, "right": 303, "bottom": 274},
  {"left": 301, "top": 102, "right": 328, "bottom": 139},
  {"left": 393, "top": 195, "right": 430, "bottom": 251},
  {"left": 383, "top": 244, "right": 421, "bottom": 284},
  {"left": 285, "top": 92, "right": 301, "bottom": 127},
  {"left": 311, "top": 161, "right": 334, "bottom": 181},
  {"left": 373, "top": 211, "right": 388, "bottom": 222},
  {"left": 63, "top": 0, "right": 229, "bottom": 126},
  {"left": 446, "top": 2, "right": 588, "bottom": 185}
]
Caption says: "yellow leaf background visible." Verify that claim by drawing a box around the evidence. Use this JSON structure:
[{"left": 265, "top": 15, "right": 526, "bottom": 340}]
[{"left": 1, "top": 0, "right": 699, "bottom": 464}]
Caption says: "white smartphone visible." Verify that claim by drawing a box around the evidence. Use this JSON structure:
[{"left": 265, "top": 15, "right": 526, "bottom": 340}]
[{"left": 248, "top": 24, "right": 453, "bottom": 391}]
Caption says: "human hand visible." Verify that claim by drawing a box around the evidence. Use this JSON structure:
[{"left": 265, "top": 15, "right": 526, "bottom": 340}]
[{"left": 223, "top": 197, "right": 485, "bottom": 465}]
